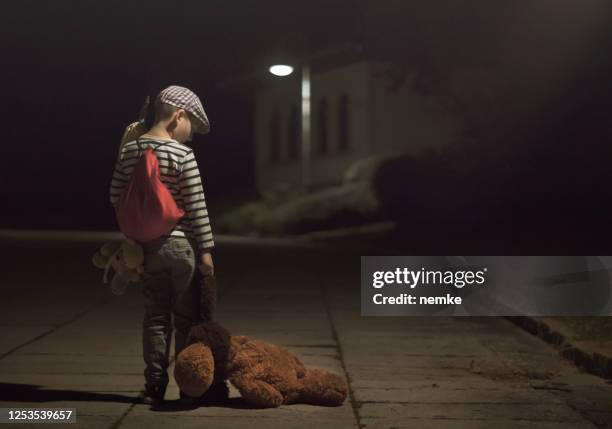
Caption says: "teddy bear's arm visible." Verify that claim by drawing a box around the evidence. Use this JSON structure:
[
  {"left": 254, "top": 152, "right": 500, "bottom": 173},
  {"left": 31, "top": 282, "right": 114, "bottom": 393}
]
[{"left": 230, "top": 374, "right": 284, "bottom": 408}]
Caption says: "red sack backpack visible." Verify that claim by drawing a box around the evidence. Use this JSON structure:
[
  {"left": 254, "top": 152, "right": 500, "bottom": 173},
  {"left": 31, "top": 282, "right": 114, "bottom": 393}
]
[{"left": 116, "top": 138, "right": 185, "bottom": 242}]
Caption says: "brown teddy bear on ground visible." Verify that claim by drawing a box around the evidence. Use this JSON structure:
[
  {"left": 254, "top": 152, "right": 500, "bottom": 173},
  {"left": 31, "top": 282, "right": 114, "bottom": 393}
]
[{"left": 174, "top": 322, "right": 348, "bottom": 408}]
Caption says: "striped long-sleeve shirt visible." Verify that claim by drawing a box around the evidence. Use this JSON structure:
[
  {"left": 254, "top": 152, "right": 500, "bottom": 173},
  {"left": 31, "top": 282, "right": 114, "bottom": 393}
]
[{"left": 109, "top": 137, "right": 214, "bottom": 251}]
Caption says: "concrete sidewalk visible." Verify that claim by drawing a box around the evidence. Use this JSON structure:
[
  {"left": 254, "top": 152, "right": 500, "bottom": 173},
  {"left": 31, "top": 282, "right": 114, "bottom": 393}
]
[{"left": 1, "top": 237, "right": 612, "bottom": 428}]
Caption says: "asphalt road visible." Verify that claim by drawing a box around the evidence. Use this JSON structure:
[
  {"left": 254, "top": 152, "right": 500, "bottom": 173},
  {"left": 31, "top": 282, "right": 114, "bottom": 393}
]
[{"left": 1, "top": 232, "right": 611, "bottom": 428}]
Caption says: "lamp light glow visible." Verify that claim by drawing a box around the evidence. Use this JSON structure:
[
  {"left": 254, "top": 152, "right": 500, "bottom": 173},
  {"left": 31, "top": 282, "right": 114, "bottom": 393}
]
[{"left": 269, "top": 65, "right": 294, "bottom": 77}]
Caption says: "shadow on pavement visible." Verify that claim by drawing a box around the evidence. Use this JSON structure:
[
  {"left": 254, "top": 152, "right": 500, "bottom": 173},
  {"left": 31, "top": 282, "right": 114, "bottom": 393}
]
[
  {"left": 2, "top": 383, "right": 269, "bottom": 412},
  {"left": 0, "top": 383, "right": 136, "bottom": 404},
  {"left": 151, "top": 397, "right": 261, "bottom": 412}
]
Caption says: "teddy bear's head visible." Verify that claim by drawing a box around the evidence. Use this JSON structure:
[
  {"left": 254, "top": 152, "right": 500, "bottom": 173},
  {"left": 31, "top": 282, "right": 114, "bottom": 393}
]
[
  {"left": 174, "top": 342, "right": 215, "bottom": 398},
  {"left": 174, "top": 321, "right": 232, "bottom": 397},
  {"left": 187, "top": 321, "right": 232, "bottom": 375}
]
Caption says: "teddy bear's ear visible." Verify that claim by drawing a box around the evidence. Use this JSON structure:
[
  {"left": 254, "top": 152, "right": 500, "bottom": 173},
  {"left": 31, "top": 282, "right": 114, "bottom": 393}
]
[{"left": 174, "top": 343, "right": 214, "bottom": 398}]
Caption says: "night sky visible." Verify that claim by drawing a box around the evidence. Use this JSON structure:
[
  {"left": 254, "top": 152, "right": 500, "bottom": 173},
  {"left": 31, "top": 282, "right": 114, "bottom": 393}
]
[{"left": 1, "top": 1, "right": 611, "bottom": 231}]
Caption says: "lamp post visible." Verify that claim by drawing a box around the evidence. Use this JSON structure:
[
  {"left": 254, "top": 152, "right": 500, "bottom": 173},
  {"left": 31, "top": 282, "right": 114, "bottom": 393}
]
[
  {"left": 268, "top": 44, "right": 362, "bottom": 192},
  {"left": 269, "top": 63, "right": 311, "bottom": 191}
]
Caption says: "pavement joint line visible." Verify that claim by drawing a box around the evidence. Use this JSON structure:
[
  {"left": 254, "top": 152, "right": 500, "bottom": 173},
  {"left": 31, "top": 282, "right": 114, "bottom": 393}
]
[
  {"left": 319, "top": 281, "right": 362, "bottom": 429},
  {"left": 0, "top": 298, "right": 111, "bottom": 361},
  {"left": 109, "top": 402, "right": 138, "bottom": 429},
  {"left": 104, "top": 359, "right": 177, "bottom": 429}
]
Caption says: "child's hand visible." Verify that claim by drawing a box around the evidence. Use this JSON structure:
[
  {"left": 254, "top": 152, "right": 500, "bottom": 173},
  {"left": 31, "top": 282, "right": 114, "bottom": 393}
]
[{"left": 198, "top": 252, "right": 214, "bottom": 276}]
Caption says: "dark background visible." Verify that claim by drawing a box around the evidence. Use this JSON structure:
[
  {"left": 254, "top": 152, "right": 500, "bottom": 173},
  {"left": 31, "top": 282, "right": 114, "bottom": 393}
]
[
  {"left": 1, "top": 1, "right": 611, "bottom": 248},
  {"left": 0, "top": 0, "right": 368, "bottom": 230}
]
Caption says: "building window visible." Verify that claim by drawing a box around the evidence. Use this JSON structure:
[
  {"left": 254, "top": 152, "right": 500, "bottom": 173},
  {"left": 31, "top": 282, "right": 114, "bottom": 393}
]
[
  {"left": 269, "top": 108, "right": 281, "bottom": 163},
  {"left": 288, "top": 105, "right": 299, "bottom": 160},
  {"left": 317, "top": 98, "right": 328, "bottom": 155},
  {"left": 338, "top": 93, "right": 349, "bottom": 152}
]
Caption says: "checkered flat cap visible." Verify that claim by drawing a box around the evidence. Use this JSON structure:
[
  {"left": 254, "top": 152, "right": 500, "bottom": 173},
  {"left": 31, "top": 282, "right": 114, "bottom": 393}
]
[{"left": 156, "top": 85, "right": 210, "bottom": 134}]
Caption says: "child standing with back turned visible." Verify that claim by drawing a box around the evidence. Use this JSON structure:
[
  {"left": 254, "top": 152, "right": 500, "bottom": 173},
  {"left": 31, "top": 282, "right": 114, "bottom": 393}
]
[{"left": 109, "top": 85, "right": 215, "bottom": 404}]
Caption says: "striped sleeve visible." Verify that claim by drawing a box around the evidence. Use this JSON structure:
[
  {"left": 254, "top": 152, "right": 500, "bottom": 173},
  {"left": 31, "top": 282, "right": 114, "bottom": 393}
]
[
  {"left": 109, "top": 157, "right": 128, "bottom": 208},
  {"left": 179, "top": 150, "right": 214, "bottom": 251}
]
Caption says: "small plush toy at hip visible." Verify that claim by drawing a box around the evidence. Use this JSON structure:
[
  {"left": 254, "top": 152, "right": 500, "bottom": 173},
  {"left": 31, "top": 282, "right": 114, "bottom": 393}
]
[
  {"left": 174, "top": 322, "right": 348, "bottom": 408},
  {"left": 92, "top": 239, "right": 145, "bottom": 295}
]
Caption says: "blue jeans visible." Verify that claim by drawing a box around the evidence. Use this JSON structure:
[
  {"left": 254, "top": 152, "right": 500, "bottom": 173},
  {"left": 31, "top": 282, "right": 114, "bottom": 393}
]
[{"left": 140, "top": 237, "right": 199, "bottom": 392}]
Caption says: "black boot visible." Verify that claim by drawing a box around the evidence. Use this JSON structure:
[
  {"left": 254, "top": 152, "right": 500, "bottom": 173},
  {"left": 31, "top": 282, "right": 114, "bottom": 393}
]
[
  {"left": 198, "top": 379, "right": 229, "bottom": 405},
  {"left": 140, "top": 384, "right": 166, "bottom": 405}
]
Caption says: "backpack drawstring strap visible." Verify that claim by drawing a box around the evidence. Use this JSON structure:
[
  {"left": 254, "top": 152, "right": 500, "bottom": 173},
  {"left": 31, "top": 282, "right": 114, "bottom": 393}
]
[{"left": 136, "top": 136, "right": 168, "bottom": 162}]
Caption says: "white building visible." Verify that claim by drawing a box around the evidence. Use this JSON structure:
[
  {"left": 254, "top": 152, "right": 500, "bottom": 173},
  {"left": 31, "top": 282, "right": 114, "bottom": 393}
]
[{"left": 254, "top": 60, "right": 457, "bottom": 192}]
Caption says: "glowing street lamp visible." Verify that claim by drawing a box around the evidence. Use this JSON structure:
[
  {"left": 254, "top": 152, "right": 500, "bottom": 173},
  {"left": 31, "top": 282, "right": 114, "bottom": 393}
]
[
  {"left": 269, "top": 63, "right": 311, "bottom": 190},
  {"left": 268, "top": 65, "right": 294, "bottom": 77}
]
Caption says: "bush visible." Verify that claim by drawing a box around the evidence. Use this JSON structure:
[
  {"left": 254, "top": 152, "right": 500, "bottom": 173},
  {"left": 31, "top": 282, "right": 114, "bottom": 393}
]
[
  {"left": 216, "top": 173, "right": 381, "bottom": 236},
  {"left": 214, "top": 201, "right": 272, "bottom": 235},
  {"left": 261, "top": 182, "right": 380, "bottom": 235}
]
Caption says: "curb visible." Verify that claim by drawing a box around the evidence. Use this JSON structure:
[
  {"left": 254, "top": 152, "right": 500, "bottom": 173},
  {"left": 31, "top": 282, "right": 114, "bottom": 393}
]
[{"left": 507, "top": 316, "right": 612, "bottom": 380}]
